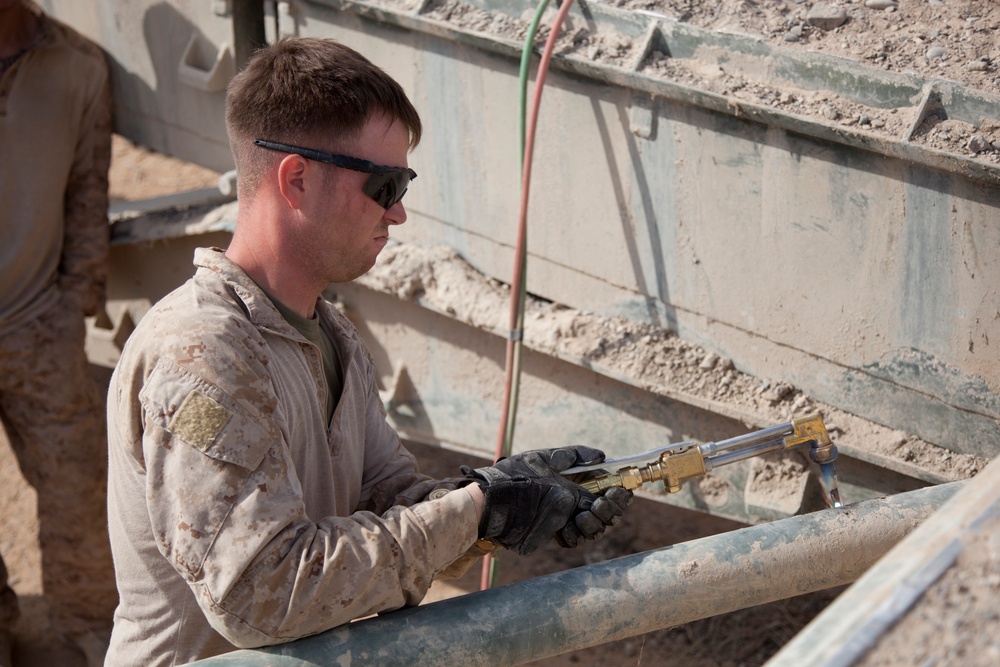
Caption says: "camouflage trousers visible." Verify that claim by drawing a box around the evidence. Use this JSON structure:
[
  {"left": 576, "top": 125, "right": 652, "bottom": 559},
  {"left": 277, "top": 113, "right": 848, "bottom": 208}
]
[{"left": 0, "top": 299, "right": 117, "bottom": 635}]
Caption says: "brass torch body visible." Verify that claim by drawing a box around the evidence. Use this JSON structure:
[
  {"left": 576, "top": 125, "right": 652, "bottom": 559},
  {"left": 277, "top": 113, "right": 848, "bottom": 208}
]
[{"left": 578, "top": 413, "right": 833, "bottom": 496}]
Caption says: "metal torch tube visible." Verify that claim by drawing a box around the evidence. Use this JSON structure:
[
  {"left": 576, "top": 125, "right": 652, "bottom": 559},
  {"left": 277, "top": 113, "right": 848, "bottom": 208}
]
[
  {"left": 709, "top": 422, "right": 793, "bottom": 453},
  {"left": 703, "top": 437, "right": 787, "bottom": 470},
  {"left": 188, "top": 482, "right": 962, "bottom": 667}
]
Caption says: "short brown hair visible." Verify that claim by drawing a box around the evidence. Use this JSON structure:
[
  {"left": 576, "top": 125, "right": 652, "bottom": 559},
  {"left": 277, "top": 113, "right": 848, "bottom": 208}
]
[{"left": 225, "top": 37, "right": 422, "bottom": 199}]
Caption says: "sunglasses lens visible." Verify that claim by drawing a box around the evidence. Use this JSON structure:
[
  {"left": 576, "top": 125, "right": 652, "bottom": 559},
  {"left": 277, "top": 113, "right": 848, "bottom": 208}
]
[{"left": 364, "top": 171, "right": 411, "bottom": 209}]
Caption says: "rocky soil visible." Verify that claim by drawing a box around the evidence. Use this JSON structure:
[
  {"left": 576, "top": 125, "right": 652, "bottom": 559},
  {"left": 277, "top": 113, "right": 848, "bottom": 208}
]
[
  {"left": 413, "top": 0, "right": 1000, "bottom": 163},
  {"left": 361, "top": 243, "right": 987, "bottom": 484},
  {"left": 612, "top": 0, "right": 998, "bottom": 89},
  {"left": 405, "top": 0, "right": 1000, "bottom": 89},
  {"left": 635, "top": 0, "right": 1000, "bottom": 161}
]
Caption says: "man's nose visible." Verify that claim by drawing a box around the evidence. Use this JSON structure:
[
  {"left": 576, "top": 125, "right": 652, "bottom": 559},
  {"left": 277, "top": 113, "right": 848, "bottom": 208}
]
[{"left": 385, "top": 200, "right": 407, "bottom": 225}]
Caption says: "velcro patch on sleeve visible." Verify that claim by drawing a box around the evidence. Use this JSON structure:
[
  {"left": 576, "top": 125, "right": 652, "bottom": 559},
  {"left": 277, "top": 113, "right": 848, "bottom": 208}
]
[{"left": 168, "top": 389, "right": 233, "bottom": 451}]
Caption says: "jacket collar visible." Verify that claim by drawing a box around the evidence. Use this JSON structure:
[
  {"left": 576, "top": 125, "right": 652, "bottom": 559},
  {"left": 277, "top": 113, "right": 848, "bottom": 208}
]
[
  {"left": 193, "top": 247, "right": 357, "bottom": 357},
  {"left": 194, "top": 247, "right": 303, "bottom": 338}
]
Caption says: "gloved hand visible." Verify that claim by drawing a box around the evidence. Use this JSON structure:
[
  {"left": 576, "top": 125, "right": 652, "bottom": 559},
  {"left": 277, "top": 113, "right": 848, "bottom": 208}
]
[
  {"left": 562, "top": 485, "right": 633, "bottom": 547},
  {"left": 461, "top": 446, "right": 631, "bottom": 555}
]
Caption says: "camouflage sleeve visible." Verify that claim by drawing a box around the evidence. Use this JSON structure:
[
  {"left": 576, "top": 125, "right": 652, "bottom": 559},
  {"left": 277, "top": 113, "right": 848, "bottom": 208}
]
[
  {"left": 354, "top": 341, "right": 459, "bottom": 513},
  {"left": 59, "top": 51, "right": 112, "bottom": 316},
  {"left": 349, "top": 343, "right": 487, "bottom": 579},
  {"left": 356, "top": 440, "right": 470, "bottom": 514},
  {"left": 140, "top": 358, "right": 479, "bottom": 648},
  {"left": 437, "top": 540, "right": 498, "bottom": 580}
]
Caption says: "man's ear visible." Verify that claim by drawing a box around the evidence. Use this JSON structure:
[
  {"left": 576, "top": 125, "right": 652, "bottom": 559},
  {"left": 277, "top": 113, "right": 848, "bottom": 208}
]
[{"left": 276, "top": 154, "right": 309, "bottom": 209}]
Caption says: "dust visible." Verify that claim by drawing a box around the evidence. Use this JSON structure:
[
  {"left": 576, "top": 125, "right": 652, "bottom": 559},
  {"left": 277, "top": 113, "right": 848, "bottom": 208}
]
[
  {"left": 693, "top": 473, "right": 732, "bottom": 507},
  {"left": 642, "top": 50, "right": 919, "bottom": 136},
  {"left": 911, "top": 116, "right": 1000, "bottom": 156},
  {"left": 109, "top": 135, "right": 221, "bottom": 203},
  {"left": 747, "top": 453, "right": 810, "bottom": 505},
  {"left": 361, "top": 242, "right": 987, "bottom": 482},
  {"left": 549, "top": 19, "right": 641, "bottom": 68},
  {"left": 392, "top": 0, "right": 1000, "bottom": 162},
  {"left": 423, "top": 0, "right": 533, "bottom": 42},
  {"left": 606, "top": 0, "right": 999, "bottom": 92},
  {"left": 679, "top": 559, "right": 700, "bottom": 577},
  {"left": 856, "top": 512, "right": 1000, "bottom": 666}
]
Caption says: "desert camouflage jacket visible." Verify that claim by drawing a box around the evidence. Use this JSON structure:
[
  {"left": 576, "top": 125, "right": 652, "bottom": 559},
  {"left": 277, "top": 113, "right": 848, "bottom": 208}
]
[
  {"left": 0, "top": 4, "right": 111, "bottom": 334},
  {"left": 106, "top": 247, "right": 480, "bottom": 666}
]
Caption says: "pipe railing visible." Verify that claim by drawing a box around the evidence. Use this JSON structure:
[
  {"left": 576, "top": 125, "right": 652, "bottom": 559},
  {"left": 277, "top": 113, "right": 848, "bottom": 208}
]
[{"left": 188, "top": 481, "right": 961, "bottom": 667}]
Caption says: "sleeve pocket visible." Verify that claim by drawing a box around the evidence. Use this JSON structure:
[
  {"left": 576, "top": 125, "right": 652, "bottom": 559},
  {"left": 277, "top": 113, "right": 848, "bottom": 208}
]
[
  {"left": 140, "top": 358, "right": 271, "bottom": 470},
  {"left": 139, "top": 358, "right": 274, "bottom": 577}
]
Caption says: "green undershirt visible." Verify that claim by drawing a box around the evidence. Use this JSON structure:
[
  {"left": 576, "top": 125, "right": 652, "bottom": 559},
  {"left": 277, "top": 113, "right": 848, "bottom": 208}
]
[{"left": 262, "top": 288, "right": 344, "bottom": 422}]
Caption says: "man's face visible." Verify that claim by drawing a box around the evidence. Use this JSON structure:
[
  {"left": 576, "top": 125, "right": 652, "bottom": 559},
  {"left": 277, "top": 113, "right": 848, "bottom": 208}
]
[{"left": 302, "top": 115, "right": 411, "bottom": 284}]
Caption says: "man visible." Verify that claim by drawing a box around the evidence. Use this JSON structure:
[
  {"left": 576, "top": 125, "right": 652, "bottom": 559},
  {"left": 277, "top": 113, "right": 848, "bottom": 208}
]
[
  {"left": 0, "top": 1, "right": 116, "bottom": 666},
  {"left": 106, "top": 37, "right": 632, "bottom": 666}
]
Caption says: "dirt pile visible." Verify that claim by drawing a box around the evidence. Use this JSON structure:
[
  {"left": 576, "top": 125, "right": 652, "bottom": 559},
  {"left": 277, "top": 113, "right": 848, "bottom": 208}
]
[
  {"left": 636, "top": 0, "right": 1000, "bottom": 161},
  {"left": 361, "top": 242, "right": 986, "bottom": 482},
  {"left": 410, "top": 0, "right": 1000, "bottom": 162},
  {"left": 109, "top": 135, "right": 221, "bottom": 204},
  {"left": 612, "top": 0, "right": 998, "bottom": 90},
  {"left": 416, "top": 0, "right": 998, "bottom": 91}
]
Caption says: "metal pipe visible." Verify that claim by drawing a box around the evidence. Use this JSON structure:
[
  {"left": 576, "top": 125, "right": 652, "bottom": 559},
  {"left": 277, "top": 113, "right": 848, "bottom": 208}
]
[
  {"left": 187, "top": 482, "right": 960, "bottom": 667},
  {"left": 703, "top": 437, "right": 785, "bottom": 469},
  {"left": 232, "top": 0, "right": 266, "bottom": 70},
  {"left": 765, "top": 456, "right": 1000, "bottom": 667},
  {"left": 710, "top": 422, "right": 792, "bottom": 452}
]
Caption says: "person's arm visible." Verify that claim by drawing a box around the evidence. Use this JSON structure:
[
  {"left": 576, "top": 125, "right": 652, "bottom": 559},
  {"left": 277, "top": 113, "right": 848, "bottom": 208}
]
[
  {"left": 352, "top": 341, "right": 472, "bottom": 513},
  {"left": 350, "top": 341, "right": 628, "bottom": 561},
  {"left": 346, "top": 340, "right": 492, "bottom": 579},
  {"left": 465, "top": 483, "right": 484, "bottom": 516},
  {"left": 138, "top": 355, "right": 480, "bottom": 649},
  {"left": 60, "top": 49, "right": 111, "bottom": 316}
]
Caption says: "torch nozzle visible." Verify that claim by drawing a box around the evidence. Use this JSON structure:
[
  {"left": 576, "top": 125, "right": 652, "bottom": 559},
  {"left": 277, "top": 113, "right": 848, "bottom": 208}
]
[{"left": 809, "top": 439, "right": 843, "bottom": 509}]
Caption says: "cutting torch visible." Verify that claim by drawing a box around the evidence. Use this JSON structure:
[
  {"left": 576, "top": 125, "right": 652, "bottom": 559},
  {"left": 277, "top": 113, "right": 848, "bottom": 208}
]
[{"left": 562, "top": 413, "right": 842, "bottom": 506}]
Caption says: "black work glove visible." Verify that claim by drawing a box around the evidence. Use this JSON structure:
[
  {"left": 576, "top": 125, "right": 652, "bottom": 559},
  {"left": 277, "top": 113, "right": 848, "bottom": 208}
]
[
  {"left": 557, "top": 484, "right": 633, "bottom": 548},
  {"left": 461, "top": 446, "right": 630, "bottom": 555}
]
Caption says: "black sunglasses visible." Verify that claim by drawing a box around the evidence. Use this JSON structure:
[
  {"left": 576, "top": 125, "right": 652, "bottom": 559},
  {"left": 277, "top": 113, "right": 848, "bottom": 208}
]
[{"left": 253, "top": 138, "right": 417, "bottom": 209}]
